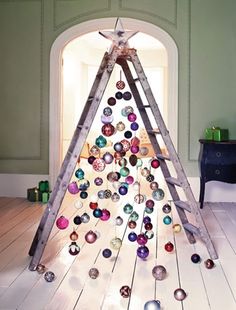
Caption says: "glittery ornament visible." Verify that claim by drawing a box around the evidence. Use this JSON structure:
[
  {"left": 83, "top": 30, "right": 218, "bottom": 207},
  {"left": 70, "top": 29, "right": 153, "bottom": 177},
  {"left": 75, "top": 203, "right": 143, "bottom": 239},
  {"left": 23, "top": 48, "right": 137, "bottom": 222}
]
[
  {"left": 101, "top": 114, "right": 114, "bottom": 124},
  {"left": 173, "top": 224, "right": 182, "bottom": 233},
  {"left": 110, "top": 237, "right": 122, "bottom": 250},
  {"left": 101, "top": 124, "right": 115, "bottom": 137},
  {"left": 69, "top": 242, "right": 80, "bottom": 255},
  {"left": 134, "top": 194, "right": 145, "bottom": 204},
  {"left": 89, "top": 268, "right": 99, "bottom": 279},
  {"left": 92, "top": 158, "right": 106, "bottom": 172},
  {"left": 70, "top": 230, "right": 78, "bottom": 241},
  {"left": 120, "top": 285, "right": 131, "bottom": 298},
  {"left": 137, "top": 233, "right": 148, "bottom": 245},
  {"left": 204, "top": 259, "right": 215, "bottom": 269},
  {"left": 116, "top": 80, "right": 125, "bottom": 89},
  {"left": 44, "top": 271, "right": 55, "bottom": 282},
  {"left": 144, "top": 300, "right": 161, "bottom": 310},
  {"left": 191, "top": 253, "right": 201, "bottom": 263},
  {"left": 128, "top": 232, "right": 137, "bottom": 242},
  {"left": 123, "top": 91, "right": 132, "bottom": 100},
  {"left": 103, "top": 106, "right": 113, "bottom": 116},
  {"left": 115, "top": 91, "right": 123, "bottom": 99},
  {"left": 56, "top": 216, "right": 69, "bottom": 230},
  {"left": 36, "top": 264, "right": 46, "bottom": 274},
  {"left": 162, "top": 203, "right": 171, "bottom": 214},
  {"left": 164, "top": 241, "right": 174, "bottom": 252},
  {"left": 102, "top": 248, "right": 112, "bottom": 258},
  {"left": 150, "top": 181, "right": 159, "bottom": 190},
  {"left": 130, "top": 122, "right": 139, "bottom": 131},
  {"left": 115, "top": 216, "right": 123, "bottom": 226},
  {"left": 152, "top": 265, "right": 167, "bottom": 280},
  {"left": 137, "top": 245, "right": 149, "bottom": 259},
  {"left": 81, "top": 212, "right": 90, "bottom": 223},
  {"left": 95, "top": 135, "right": 107, "bottom": 148},
  {"left": 120, "top": 139, "right": 130, "bottom": 152},
  {"left": 123, "top": 203, "right": 133, "bottom": 214},
  {"left": 151, "top": 158, "right": 160, "bottom": 169},
  {"left": 85, "top": 230, "right": 97, "bottom": 244},
  {"left": 129, "top": 211, "right": 139, "bottom": 222},
  {"left": 152, "top": 188, "right": 165, "bottom": 201},
  {"left": 163, "top": 215, "right": 172, "bottom": 225},
  {"left": 67, "top": 181, "right": 79, "bottom": 195},
  {"left": 73, "top": 215, "right": 82, "bottom": 225},
  {"left": 75, "top": 168, "right": 84, "bottom": 180},
  {"left": 94, "top": 177, "right": 103, "bottom": 186},
  {"left": 128, "top": 220, "right": 137, "bottom": 229},
  {"left": 107, "top": 97, "right": 116, "bottom": 106},
  {"left": 93, "top": 208, "right": 103, "bottom": 218},
  {"left": 174, "top": 288, "right": 187, "bottom": 301},
  {"left": 116, "top": 121, "right": 125, "bottom": 131}
]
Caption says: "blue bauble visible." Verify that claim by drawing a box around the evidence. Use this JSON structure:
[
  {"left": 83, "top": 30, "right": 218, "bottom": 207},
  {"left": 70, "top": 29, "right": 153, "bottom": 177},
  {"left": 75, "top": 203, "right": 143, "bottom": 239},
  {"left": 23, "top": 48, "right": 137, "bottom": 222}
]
[
  {"left": 93, "top": 208, "right": 103, "bottom": 218},
  {"left": 128, "top": 232, "right": 137, "bottom": 242},
  {"left": 119, "top": 185, "right": 128, "bottom": 195},
  {"left": 163, "top": 215, "right": 172, "bottom": 225},
  {"left": 75, "top": 168, "right": 84, "bottom": 180},
  {"left": 130, "top": 122, "right": 139, "bottom": 131},
  {"left": 137, "top": 245, "right": 149, "bottom": 259},
  {"left": 191, "top": 253, "right": 201, "bottom": 263},
  {"left": 143, "top": 216, "right": 151, "bottom": 224},
  {"left": 102, "top": 248, "right": 112, "bottom": 258},
  {"left": 144, "top": 300, "right": 161, "bottom": 310}
]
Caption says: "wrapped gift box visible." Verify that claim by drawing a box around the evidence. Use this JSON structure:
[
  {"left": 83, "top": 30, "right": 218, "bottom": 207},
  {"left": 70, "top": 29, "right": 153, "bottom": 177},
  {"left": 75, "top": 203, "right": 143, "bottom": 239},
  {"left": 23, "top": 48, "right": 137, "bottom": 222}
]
[
  {"left": 38, "top": 180, "right": 49, "bottom": 193},
  {"left": 42, "top": 192, "right": 50, "bottom": 203},
  {"left": 204, "top": 127, "right": 229, "bottom": 141},
  {"left": 27, "top": 187, "right": 40, "bottom": 202}
]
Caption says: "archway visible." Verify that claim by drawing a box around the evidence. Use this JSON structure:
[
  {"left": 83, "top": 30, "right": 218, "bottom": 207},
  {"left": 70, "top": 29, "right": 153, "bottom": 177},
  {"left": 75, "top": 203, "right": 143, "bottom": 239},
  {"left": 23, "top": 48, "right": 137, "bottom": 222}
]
[{"left": 49, "top": 18, "right": 178, "bottom": 186}]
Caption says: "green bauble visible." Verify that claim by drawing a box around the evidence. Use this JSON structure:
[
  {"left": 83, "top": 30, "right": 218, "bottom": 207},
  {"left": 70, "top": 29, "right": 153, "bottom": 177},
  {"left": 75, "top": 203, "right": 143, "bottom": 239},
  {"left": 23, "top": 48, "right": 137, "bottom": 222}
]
[
  {"left": 123, "top": 203, "right": 133, "bottom": 214},
  {"left": 129, "top": 211, "right": 139, "bottom": 222},
  {"left": 95, "top": 135, "right": 107, "bottom": 148},
  {"left": 120, "top": 167, "right": 130, "bottom": 177}
]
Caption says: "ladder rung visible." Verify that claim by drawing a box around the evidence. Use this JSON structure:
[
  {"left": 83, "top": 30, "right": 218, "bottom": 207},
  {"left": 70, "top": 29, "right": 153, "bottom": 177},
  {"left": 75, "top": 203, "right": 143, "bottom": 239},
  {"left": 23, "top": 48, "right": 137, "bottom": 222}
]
[
  {"left": 183, "top": 223, "right": 200, "bottom": 236},
  {"left": 138, "top": 105, "right": 151, "bottom": 110},
  {"left": 165, "top": 177, "right": 182, "bottom": 187},
  {"left": 174, "top": 200, "right": 191, "bottom": 212},
  {"left": 133, "top": 78, "right": 139, "bottom": 82},
  {"left": 156, "top": 153, "right": 170, "bottom": 161},
  {"left": 87, "top": 96, "right": 94, "bottom": 102},
  {"left": 146, "top": 128, "right": 160, "bottom": 134},
  {"left": 77, "top": 124, "right": 83, "bottom": 129}
]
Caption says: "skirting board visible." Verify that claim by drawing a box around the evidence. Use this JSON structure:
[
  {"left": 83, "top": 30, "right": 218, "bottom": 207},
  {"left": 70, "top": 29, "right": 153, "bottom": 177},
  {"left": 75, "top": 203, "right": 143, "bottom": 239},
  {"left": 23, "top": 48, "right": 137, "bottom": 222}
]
[
  {"left": 0, "top": 174, "right": 49, "bottom": 198},
  {"left": 0, "top": 174, "right": 236, "bottom": 202}
]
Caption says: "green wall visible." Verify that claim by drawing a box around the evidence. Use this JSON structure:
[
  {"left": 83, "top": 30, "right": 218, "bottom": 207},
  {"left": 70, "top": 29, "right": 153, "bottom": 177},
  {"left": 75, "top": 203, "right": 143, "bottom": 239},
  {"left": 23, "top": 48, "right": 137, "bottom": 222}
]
[{"left": 0, "top": 0, "right": 235, "bottom": 176}]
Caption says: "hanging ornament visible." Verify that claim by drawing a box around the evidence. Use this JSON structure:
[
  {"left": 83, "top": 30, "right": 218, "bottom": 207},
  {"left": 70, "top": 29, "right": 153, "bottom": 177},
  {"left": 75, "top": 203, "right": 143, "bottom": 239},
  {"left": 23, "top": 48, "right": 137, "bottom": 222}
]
[
  {"left": 75, "top": 168, "right": 84, "bottom": 180},
  {"left": 130, "top": 122, "right": 139, "bottom": 131},
  {"left": 107, "top": 97, "right": 116, "bottom": 106},
  {"left": 116, "top": 121, "right": 125, "bottom": 131},
  {"left": 152, "top": 265, "right": 167, "bottom": 280},
  {"left": 102, "top": 248, "right": 112, "bottom": 258},
  {"left": 139, "top": 146, "right": 149, "bottom": 156},
  {"left": 174, "top": 288, "right": 187, "bottom": 301},
  {"left": 114, "top": 142, "right": 124, "bottom": 152},
  {"left": 120, "top": 166, "right": 130, "bottom": 177},
  {"left": 151, "top": 158, "right": 160, "bottom": 169},
  {"left": 93, "top": 208, "right": 103, "bottom": 218},
  {"left": 119, "top": 185, "right": 128, "bottom": 195},
  {"left": 85, "top": 230, "right": 97, "bottom": 244},
  {"left": 107, "top": 171, "right": 119, "bottom": 183},
  {"left": 111, "top": 192, "right": 120, "bottom": 202},
  {"left": 144, "top": 300, "right": 161, "bottom": 310},
  {"left": 145, "top": 206, "right": 154, "bottom": 214},
  {"left": 125, "top": 175, "right": 134, "bottom": 185},
  {"left": 163, "top": 215, "right": 172, "bottom": 225},
  {"left": 130, "top": 145, "right": 139, "bottom": 154},
  {"left": 137, "top": 233, "right": 148, "bottom": 245},
  {"left": 137, "top": 245, "right": 149, "bottom": 259},
  {"left": 78, "top": 179, "right": 90, "bottom": 191},
  {"left": 191, "top": 253, "right": 201, "bottom": 264},
  {"left": 143, "top": 216, "right": 151, "bottom": 224},
  {"left": 89, "top": 145, "right": 100, "bottom": 156},
  {"left": 145, "top": 230, "right": 154, "bottom": 239},
  {"left": 129, "top": 211, "right": 139, "bottom": 222},
  {"left": 152, "top": 188, "right": 165, "bottom": 201},
  {"left": 150, "top": 181, "right": 159, "bottom": 191},
  {"left": 70, "top": 230, "right": 78, "bottom": 241},
  {"left": 73, "top": 215, "right": 82, "bottom": 225},
  {"left": 94, "top": 177, "right": 103, "bottom": 186},
  {"left": 110, "top": 237, "right": 122, "bottom": 250},
  {"left": 101, "top": 124, "right": 115, "bottom": 137},
  {"left": 141, "top": 167, "right": 151, "bottom": 177},
  {"left": 103, "top": 106, "right": 113, "bottom": 116},
  {"left": 36, "top": 264, "right": 46, "bottom": 274},
  {"left": 124, "top": 130, "right": 132, "bottom": 139},
  {"left": 88, "top": 155, "right": 96, "bottom": 165},
  {"left": 131, "top": 136, "right": 140, "bottom": 146},
  {"left": 144, "top": 222, "right": 153, "bottom": 231},
  {"left": 134, "top": 194, "right": 145, "bottom": 204},
  {"left": 104, "top": 189, "right": 112, "bottom": 199},
  {"left": 122, "top": 106, "right": 134, "bottom": 116},
  {"left": 127, "top": 112, "right": 137, "bottom": 122},
  {"left": 123, "top": 203, "right": 133, "bottom": 214},
  {"left": 123, "top": 91, "right": 132, "bottom": 101},
  {"left": 68, "top": 242, "right": 80, "bottom": 255},
  {"left": 118, "top": 158, "right": 127, "bottom": 167},
  {"left": 100, "top": 209, "right": 111, "bottom": 221},
  {"left": 164, "top": 241, "right": 174, "bottom": 252},
  {"left": 128, "top": 220, "right": 137, "bottom": 229},
  {"left": 113, "top": 181, "right": 121, "bottom": 190},
  {"left": 146, "top": 174, "right": 155, "bottom": 182},
  {"left": 136, "top": 158, "right": 143, "bottom": 167},
  {"left": 44, "top": 271, "right": 55, "bottom": 282},
  {"left": 173, "top": 223, "right": 182, "bottom": 233},
  {"left": 101, "top": 114, "right": 114, "bottom": 124},
  {"left": 132, "top": 181, "right": 140, "bottom": 191},
  {"left": 92, "top": 158, "right": 106, "bottom": 172},
  {"left": 103, "top": 152, "right": 114, "bottom": 164},
  {"left": 89, "top": 202, "right": 98, "bottom": 210},
  {"left": 120, "top": 139, "right": 130, "bottom": 152},
  {"left": 56, "top": 216, "right": 69, "bottom": 230},
  {"left": 162, "top": 203, "right": 171, "bottom": 214},
  {"left": 67, "top": 181, "right": 79, "bottom": 195},
  {"left": 115, "top": 216, "right": 123, "bottom": 226},
  {"left": 80, "top": 191, "right": 88, "bottom": 199},
  {"left": 81, "top": 212, "right": 90, "bottom": 223},
  {"left": 95, "top": 135, "right": 107, "bottom": 148},
  {"left": 129, "top": 154, "right": 138, "bottom": 166},
  {"left": 204, "top": 259, "right": 215, "bottom": 269},
  {"left": 120, "top": 285, "right": 131, "bottom": 298},
  {"left": 115, "top": 91, "right": 123, "bottom": 99},
  {"left": 128, "top": 232, "right": 137, "bottom": 242},
  {"left": 89, "top": 268, "right": 99, "bottom": 279},
  {"left": 145, "top": 199, "right": 155, "bottom": 208}
]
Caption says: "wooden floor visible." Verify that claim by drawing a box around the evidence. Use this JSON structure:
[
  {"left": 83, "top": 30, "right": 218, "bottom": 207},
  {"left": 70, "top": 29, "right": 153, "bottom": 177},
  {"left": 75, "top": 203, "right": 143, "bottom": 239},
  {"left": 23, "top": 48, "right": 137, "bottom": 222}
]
[{"left": 0, "top": 194, "right": 236, "bottom": 310}]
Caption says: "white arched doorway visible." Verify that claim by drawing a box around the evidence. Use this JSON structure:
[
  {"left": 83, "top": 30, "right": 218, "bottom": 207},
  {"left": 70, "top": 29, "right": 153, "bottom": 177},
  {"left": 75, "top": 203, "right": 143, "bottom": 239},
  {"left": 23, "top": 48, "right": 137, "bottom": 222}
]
[{"left": 49, "top": 17, "right": 178, "bottom": 186}]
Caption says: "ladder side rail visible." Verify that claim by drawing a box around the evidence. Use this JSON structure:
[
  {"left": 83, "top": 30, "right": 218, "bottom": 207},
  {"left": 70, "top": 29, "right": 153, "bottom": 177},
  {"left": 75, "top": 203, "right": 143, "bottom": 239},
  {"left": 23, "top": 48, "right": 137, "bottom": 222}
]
[
  {"left": 117, "top": 57, "right": 195, "bottom": 244},
  {"left": 28, "top": 48, "right": 120, "bottom": 270}
]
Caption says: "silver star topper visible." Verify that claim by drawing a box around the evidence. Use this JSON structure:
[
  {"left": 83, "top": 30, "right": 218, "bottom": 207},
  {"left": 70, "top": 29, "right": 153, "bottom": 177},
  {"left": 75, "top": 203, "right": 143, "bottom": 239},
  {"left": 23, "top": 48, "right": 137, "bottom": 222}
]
[{"left": 99, "top": 18, "right": 138, "bottom": 51}]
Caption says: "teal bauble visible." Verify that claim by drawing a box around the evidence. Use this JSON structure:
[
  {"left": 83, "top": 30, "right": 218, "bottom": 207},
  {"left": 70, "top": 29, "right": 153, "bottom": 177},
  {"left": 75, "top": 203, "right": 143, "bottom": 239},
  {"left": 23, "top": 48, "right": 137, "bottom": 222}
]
[
  {"left": 75, "top": 168, "right": 84, "bottom": 180},
  {"left": 95, "top": 135, "right": 107, "bottom": 148},
  {"left": 123, "top": 203, "right": 133, "bottom": 214},
  {"left": 120, "top": 167, "right": 130, "bottom": 177},
  {"left": 163, "top": 215, "right": 172, "bottom": 225},
  {"left": 129, "top": 211, "right": 139, "bottom": 222},
  {"left": 152, "top": 188, "right": 165, "bottom": 201},
  {"left": 145, "top": 206, "right": 154, "bottom": 214}
]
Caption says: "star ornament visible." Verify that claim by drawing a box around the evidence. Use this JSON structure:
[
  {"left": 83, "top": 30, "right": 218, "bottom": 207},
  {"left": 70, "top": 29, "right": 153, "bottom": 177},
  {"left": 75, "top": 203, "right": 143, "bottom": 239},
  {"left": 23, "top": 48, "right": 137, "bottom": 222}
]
[{"left": 99, "top": 18, "right": 138, "bottom": 50}]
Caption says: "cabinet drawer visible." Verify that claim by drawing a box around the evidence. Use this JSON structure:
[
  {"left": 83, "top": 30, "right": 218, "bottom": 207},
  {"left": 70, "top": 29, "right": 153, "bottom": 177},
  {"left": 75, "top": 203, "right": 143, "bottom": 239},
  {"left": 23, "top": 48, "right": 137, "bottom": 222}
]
[
  {"left": 205, "top": 164, "right": 236, "bottom": 183},
  {"left": 204, "top": 145, "right": 236, "bottom": 165}
]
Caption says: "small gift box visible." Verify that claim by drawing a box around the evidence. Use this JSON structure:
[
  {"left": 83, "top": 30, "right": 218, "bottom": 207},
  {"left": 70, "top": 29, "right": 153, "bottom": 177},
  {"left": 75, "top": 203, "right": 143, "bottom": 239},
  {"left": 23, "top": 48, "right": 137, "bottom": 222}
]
[
  {"left": 42, "top": 192, "right": 50, "bottom": 203},
  {"left": 38, "top": 180, "right": 49, "bottom": 193},
  {"left": 27, "top": 187, "right": 40, "bottom": 202},
  {"left": 204, "top": 127, "right": 229, "bottom": 141}
]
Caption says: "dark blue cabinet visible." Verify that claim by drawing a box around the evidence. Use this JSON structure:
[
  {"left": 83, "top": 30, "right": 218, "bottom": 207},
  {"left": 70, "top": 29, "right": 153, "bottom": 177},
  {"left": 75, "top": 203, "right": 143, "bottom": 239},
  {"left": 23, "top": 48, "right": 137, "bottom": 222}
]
[{"left": 199, "top": 139, "right": 236, "bottom": 208}]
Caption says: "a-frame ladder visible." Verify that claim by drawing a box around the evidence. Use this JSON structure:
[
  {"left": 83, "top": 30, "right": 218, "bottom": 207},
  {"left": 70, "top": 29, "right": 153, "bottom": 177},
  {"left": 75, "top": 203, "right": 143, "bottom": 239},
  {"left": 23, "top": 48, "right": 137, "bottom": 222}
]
[{"left": 29, "top": 45, "right": 217, "bottom": 271}]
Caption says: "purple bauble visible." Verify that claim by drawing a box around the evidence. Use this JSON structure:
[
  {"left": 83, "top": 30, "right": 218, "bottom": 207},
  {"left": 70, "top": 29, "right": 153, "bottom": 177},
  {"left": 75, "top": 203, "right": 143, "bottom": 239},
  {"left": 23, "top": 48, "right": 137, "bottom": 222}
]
[
  {"left": 130, "top": 145, "right": 139, "bottom": 154},
  {"left": 125, "top": 175, "right": 134, "bottom": 185},
  {"left": 128, "top": 232, "right": 137, "bottom": 242},
  {"left": 103, "top": 152, "right": 114, "bottom": 164},
  {"left": 85, "top": 230, "right": 97, "bottom": 244},
  {"left": 67, "top": 181, "right": 79, "bottom": 194},
  {"left": 137, "top": 233, "right": 148, "bottom": 245},
  {"left": 130, "top": 122, "right": 139, "bottom": 131},
  {"left": 101, "top": 114, "right": 114, "bottom": 124},
  {"left": 127, "top": 113, "right": 137, "bottom": 122},
  {"left": 143, "top": 216, "right": 151, "bottom": 224},
  {"left": 119, "top": 185, "right": 128, "bottom": 195},
  {"left": 94, "top": 177, "right": 103, "bottom": 186},
  {"left": 145, "top": 199, "right": 155, "bottom": 208},
  {"left": 88, "top": 156, "right": 96, "bottom": 165},
  {"left": 137, "top": 245, "right": 149, "bottom": 259}
]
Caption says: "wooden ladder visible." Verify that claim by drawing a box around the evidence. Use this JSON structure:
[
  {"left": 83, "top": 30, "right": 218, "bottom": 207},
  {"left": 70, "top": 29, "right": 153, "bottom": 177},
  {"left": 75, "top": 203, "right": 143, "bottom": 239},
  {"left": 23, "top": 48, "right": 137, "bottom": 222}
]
[{"left": 28, "top": 46, "right": 217, "bottom": 271}]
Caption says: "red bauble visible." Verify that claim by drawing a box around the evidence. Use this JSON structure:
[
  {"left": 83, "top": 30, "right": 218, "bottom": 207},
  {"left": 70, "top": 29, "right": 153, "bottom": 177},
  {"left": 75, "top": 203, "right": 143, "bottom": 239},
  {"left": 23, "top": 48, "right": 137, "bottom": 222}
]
[
  {"left": 144, "top": 222, "right": 153, "bottom": 231},
  {"left": 151, "top": 158, "right": 160, "bottom": 169},
  {"left": 116, "top": 80, "right": 125, "bottom": 90},
  {"left": 128, "top": 220, "right": 137, "bottom": 229},
  {"left": 89, "top": 202, "right": 98, "bottom": 210},
  {"left": 164, "top": 241, "right": 174, "bottom": 252}
]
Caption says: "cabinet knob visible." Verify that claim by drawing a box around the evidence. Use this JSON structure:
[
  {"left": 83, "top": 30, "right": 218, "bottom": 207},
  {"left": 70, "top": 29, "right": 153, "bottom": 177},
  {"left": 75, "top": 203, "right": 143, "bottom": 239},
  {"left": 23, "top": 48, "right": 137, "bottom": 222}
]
[
  {"left": 216, "top": 152, "right": 221, "bottom": 157},
  {"left": 215, "top": 169, "right": 220, "bottom": 175}
]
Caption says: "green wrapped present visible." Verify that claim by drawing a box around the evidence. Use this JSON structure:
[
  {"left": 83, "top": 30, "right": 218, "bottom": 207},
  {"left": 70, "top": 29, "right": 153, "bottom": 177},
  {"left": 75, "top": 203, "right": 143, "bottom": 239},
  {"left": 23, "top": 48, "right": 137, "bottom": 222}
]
[
  {"left": 27, "top": 187, "right": 40, "bottom": 202},
  {"left": 38, "top": 180, "right": 49, "bottom": 193},
  {"left": 204, "top": 127, "right": 229, "bottom": 141},
  {"left": 42, "top": 192, "right": 50, "bottom": 203}
]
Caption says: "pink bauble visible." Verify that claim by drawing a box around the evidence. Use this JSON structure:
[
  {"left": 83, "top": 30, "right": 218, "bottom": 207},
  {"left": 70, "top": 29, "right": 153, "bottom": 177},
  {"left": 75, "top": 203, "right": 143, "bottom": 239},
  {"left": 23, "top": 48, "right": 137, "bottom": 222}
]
[
  {"left": 56, "top": 216, "right": 69, "bottom": 230},
  {"left": 151, "top": 158, "right": 160, "bottom": 169},
  {"left": 125, "top": 175, "right": 134, "bottom": 185},
  {"left": 130, "top": 145, "right": 139, "bottom": 154},
  {"left": 67, "top": 181, "right": 79, "bottom": 194},
  {"left": 92, "top": 158, "right": 106, "bottom": 172},
  {"left": 137, "top": 233, "right": 148, "bottom": 245},
  {"left": 100, "top": 209, "right": 111, "bottom": 221},
  {"left": 127, "top": 113, "right": 137, "bottom": 122},
  {"left": 85, "top": 230, "right": 97, "bottom": 244}
]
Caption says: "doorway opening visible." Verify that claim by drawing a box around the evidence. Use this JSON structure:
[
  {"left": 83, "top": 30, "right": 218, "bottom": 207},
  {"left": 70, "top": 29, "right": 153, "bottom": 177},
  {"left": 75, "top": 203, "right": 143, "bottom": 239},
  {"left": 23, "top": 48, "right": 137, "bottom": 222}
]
[{"left": 50, "top": 18, "right": 178, "bottom": 186}]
